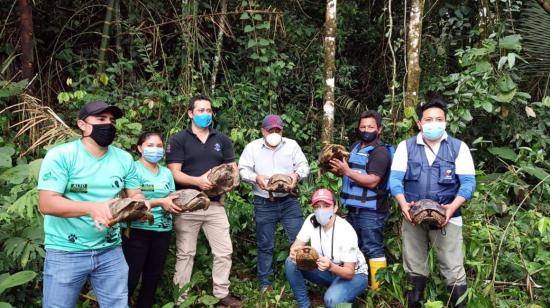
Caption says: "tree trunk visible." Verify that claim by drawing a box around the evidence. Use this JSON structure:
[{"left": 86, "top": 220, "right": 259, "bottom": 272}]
[
  {"left": 535, "top": 0, "right": 550, "bottom": 15},
  {"left": 18, "top": 0, "right": 33, "bottom": 87},
  {"left": 404, "top": 0, "right": 425, "bottom": 112},
  {"left": 210, "top": 0, "right": 227, "bottom": 94},
  {"left": 97, "top": 0, "right": 115, "bottom": 74},
  {"left": 321, "top": 0, "right": 337, "bottom": 144}
]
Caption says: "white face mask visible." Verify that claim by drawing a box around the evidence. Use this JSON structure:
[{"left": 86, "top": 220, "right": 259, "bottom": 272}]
[{"left": 265, "top": 133, "right": 282, "bottom": 147}]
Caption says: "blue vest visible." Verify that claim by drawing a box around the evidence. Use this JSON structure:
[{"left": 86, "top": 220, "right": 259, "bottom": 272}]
[
  {"left": 403, "top": 136, "right": 462, "bottom": 217},
  {"left": 340, "top": 143, "right": 389, "bottom": 211}
]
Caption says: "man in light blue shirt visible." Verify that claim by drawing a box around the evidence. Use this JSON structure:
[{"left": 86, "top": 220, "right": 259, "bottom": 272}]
[
  {"left": 38, "top": 101, "right": 147, "bottom": 308},
  {"left": 239, "top": 114, "right": 309, "bottom": 293}
]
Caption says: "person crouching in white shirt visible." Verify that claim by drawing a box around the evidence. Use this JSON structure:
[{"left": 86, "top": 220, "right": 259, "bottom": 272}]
[{"left": 285, "top": 188, "right": 369, "bottom": 308}]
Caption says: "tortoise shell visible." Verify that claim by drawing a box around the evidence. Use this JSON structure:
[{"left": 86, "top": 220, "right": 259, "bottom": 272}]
[
  {"left": 295, "top": 246, "right": 320, "bottom": 272},
  {"left": 170, "top": 189, "right": 211, "bottom": 213},
  {"left": 107, "top": 198, "right": 154, "bottom": 227},
  {"left": 409, "top": 199, "right": 446, "bottom": 227},
  {"left": 204, "top": 163, "right": 237, "bottom": 197},
  {"left": 318, "top": 144, "right": 350, "bottom": 175}
]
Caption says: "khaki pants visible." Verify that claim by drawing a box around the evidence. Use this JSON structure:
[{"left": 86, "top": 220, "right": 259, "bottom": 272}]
[
  {"left": 173, "top": 202, "right": 233, "bottom": 299},
  {"left": 401, "top": 220, "right": 467, "bottom": 286}
]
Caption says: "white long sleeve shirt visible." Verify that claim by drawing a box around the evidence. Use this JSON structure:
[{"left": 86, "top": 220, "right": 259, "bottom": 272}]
[{"left": 239, "top": 137, "right": 310, "bottom": 198}]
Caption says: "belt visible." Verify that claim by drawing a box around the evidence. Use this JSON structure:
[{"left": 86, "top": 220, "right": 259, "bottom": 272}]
[
  {"left": 346, "top": 206, "right": 373, "bottom": 214},
  {"left": 255, "top": 195, "right": 292, "bottom": 202}
]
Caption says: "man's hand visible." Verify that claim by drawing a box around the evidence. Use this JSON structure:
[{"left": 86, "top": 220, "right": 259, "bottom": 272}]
[
  {"left": 329, "top": 158, "right": 350, "bottom": 177},
  {"left": 289, "top": 173, "right": 300, "bottom": 187},
  {"left": 441, "top": 203, "right": 460, "bottom": 226},
  {"left": 196, "top": 170, "right": 214, "bottom": 190},
  {"left": 161, "top": 195, "right": 182, "bottom": 214},
  {"left": 317, "top": 255, "right": 332, "bottom": 271},
  {"left": 399, "top": 200, "right": 415, "bottom": 223},
  {"left": 88, "top": 199, "right": 117, "bottom": 231},
  {"left": 256, "top": 175, "right": 269, "bottom": 190}
]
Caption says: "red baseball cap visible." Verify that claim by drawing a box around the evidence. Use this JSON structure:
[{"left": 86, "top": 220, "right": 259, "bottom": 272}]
[{"left": 311, "top": 188, "right": 335, "bottom": 206}]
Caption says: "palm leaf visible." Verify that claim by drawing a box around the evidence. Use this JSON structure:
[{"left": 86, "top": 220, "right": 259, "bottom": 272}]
[
  {"left": 517, "top": 2, "right": 550, "bottom": 76},
  {"left": 0, "top": 94, "right": 77, "bottom": 155}
]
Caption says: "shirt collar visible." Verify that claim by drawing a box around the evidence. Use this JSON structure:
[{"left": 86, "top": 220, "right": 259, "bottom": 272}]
[
  {"left": 415, "top": 131, "right": 448, "bottom": 145},
  {"left": 186, "top": 126, "right": 216, "bottom": 137}
]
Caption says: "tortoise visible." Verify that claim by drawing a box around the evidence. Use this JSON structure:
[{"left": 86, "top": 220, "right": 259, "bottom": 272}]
[
  {"left": 409, "top": 199, "right": 447, "bottom": 228},
  {"left": 107, "top": 198, "right": 154, "bottom": 228},
  {"left": 170, "top": 189, "right": 211, "bottom": 213},
  {"left": 265, "top": 174, "right": 297, "bottom": 200},
  {"left": 204, "top": 163, "right": 238, "bottom": 197},
  {"left": 318, "top": 144, "right": 350, "bottom": 175},
  {"left": 295, "top": 246, "right": 320, "bottom": 271}
]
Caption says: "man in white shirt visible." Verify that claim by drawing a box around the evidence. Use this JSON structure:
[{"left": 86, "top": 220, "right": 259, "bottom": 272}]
[
  {"left": 389, "top": 99, "right": 476, "bottom": 308},
  {"left": 239, "top": 114, "right": 309, "bottom": 293},
  {"left": 285, "top": 188, "right": 369, "bottom": 308}
]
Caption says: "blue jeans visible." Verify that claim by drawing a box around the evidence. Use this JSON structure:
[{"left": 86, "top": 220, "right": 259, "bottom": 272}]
[
  {"left": 43, "top": 246, "right": 129, "bottom": 308},
  {"left": 254, "top": 195, "right": 303, "bottom": 288},
  {"left": 346, "top": 209, "right": 389, "bottom": 259},
  {"left": 285, "top": 257, "right": 369, "bottom": 308}
]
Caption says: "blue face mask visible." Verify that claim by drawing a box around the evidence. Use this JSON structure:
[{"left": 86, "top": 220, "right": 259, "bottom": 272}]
[
  {"left": 142, "top": 147, "right": 164, "bottom": 163},
  {"left": 193, "top": 114, "right": 212, "bottom": 128},
  {"left": 314, "top": 207, "right": 334, "bottom": 226},
  {"left": 422, "top": 122, "right": 446, "bottom": 141}
]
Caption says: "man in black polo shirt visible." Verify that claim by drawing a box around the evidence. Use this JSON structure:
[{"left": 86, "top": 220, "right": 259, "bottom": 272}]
[{"left": 166, "top": 95, "right": 242, "bottom": 307}]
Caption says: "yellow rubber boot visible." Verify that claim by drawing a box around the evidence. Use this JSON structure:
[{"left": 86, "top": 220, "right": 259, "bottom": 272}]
[{"left": 368, "top": 257, "right": 387, "bottom": 290}]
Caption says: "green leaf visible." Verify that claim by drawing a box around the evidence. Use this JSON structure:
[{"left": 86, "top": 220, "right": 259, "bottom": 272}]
[
  {"left": 0, "top": 271, "right": 37, "bottom": 292},
  {"left": 247, "top": 39, "right": 256, "bottom": 48},
  {"left": 404, "top": 106, "right": 416, "bottom": 119},
  {"left": 28, "top": 159, "right": 43, "bottom": 182},
  {"left": 252, "top": 14, "right": 263, "bottom": 21},
  {"left": 507, "top": 52, "right": 516, "bottom": 69},
  {"left": 490, "top": 88, "right": 517, "bottom": 103},
  {"left": 542, "top": 96, "right": 550, "bottom": 107},
  {"left": 0, "top": 302, "right": 13, "bottom": 308},
  {"left": 538, "top": 217, "right": 550, "bottom": 234},
  {"left": 499, "top": 34, "right": 522, "bottom": 52},
  {"left": 0, "top": 164, "right": 29, "bottom": 184},
  {"left": 496, "top": 74, "right": 517, "bottom": 92},
  {"left": 98, "top": 73, "right": 109, "bottom": 86},
  {"left": 0, "top": 146, "right": 15, "bottom": 169},
  {"left": 239, "top": 12, "right": 250, "bottom": 20},
  {"left": 480, "top": 101, "right": 493, "bottom": 112},
  {"left": 73, "top": 90, "right": 86, "bottom": 100},
  {"left": 488, "top": 147, "right": 517, "bottom": 161},
  {"left": 474, "top": 61, "right": 492, "bottom": 73},
  {"left": 57, "top": 92, "right": 70, "bottom": 103},
  {"left": 199, "top": 295, "right": 219, "bottom": 305},
  {"left": 258, "top": 38, "right": 270, "bottom": 46},
  {"left": 521, "top": 165, "right": 550, "bottom": 183},
  {"left": 461, "top": 109, "right": 473, "bottom": 122},
  {"left": 244, "top": 25, "right": 254, "bottom": 33}
]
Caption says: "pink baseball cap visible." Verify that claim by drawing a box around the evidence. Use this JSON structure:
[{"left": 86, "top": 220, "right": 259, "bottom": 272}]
[{"left": 311, "top": 188, "right": 335, "bottom": 206}]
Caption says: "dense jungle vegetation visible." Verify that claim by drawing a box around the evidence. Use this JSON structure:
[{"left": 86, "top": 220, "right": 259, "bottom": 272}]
[{"left": 0, "top": 0, "right": 549, "bottom": 307}]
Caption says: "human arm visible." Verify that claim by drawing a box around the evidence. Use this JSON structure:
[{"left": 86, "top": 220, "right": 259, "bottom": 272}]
[
  {"left": 291, "top": 141, "right": 310, "bottom": 186},
  {"left": 289, "top": 239, "right": 307, "bottom": 262},
  {"left": 167, "top": 163, "right": 213, "bottom": 190},
  {"left": 316, "top": 256, "right": 356, "bottom": 280}
]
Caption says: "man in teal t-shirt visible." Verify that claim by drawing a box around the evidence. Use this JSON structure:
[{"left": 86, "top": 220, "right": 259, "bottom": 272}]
[{"left": 37, "top": 101, "right": 146, "bottom": 308}]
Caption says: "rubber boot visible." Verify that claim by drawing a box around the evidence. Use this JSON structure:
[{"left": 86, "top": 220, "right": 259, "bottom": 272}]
[
  {"left": 368, "top": 257, "right": 387, "bottom": 291},
  {"left": 406, "top": 274, "right": 427, "bottom": 308},
  {"left": 447, "top": 284, "right": 467, "bottom": 308}
]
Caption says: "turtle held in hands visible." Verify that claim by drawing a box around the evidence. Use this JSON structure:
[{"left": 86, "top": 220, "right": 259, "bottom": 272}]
[
  {"left": 318, "top": 144, "right": 350, "bottom": 175},
  {"left": 265, "top": 174, "right": 297, "bottom": 200},
  {"left": 204, "top": 163, "right": 238, "bottom": 197},
  {"left": 107, "top": 199, "right": 154, "bottom": 228},
  {"left": 295, "top": 246, "right": 320, "bottom": 272},
  {"left": 409, "top": 199, "right": 447, "bottom": 228},
  {"left": 170, "top": 189, "right": 211, "bottom": 213}
]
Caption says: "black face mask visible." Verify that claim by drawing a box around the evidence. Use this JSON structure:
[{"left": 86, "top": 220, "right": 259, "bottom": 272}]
[
  {"left": 357, "top": 129, "right": 378, "bottom": 143},
  {"left": 84, "top": 123, "right": 116, "bottom": 147}
]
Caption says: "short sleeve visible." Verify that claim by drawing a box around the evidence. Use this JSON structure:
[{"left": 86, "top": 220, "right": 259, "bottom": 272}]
[
  {"left": 296, "top": 216, "right": 314, "bottom": 243},
  {"left": 166, "top": 134, "right": 186, "bottom": 164},
  {"left": 454, "top": 141, "right": 475, "bottom": 175},
  {"left": 37, "top": 147, "right": 69, "bottom": 193},
  {"left": 124, "top": 158, "right": 141, "bottom": 189},
  {"left": 366, "top": 146, "right": 391, "bottom": 178},
  {"left": 391, "top": 140, "right": 408, "bottom": 172},
  {"left": 220, "top": 134, "right": 235, "bottom": 163}
]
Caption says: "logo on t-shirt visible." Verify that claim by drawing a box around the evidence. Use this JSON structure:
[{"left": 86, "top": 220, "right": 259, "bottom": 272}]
[
  {"left": 111, "top": 176, "right": 125, "bottom": 189},
  {"left": 67, "top": 234, "right": 78, "bottom": 243},
  {"left": 69, "top": 183, "right": 88, "bottom": 193},
  {"left": 42, "top": 171, "right": 58, "bottom": 182},
  {"left": 141, "top": 184, "right": 155, "bottom": 192},
  {"left": 214, "top": 143, "right": 221, "bottom": 152}
]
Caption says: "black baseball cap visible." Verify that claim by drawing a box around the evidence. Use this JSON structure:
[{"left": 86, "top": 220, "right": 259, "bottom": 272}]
[{"left": 78, "top": 101, "right": 123, "bottom": 120}]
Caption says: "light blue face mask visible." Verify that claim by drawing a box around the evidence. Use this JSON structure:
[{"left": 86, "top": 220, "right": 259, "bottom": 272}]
[
  {"left": 143, "top": 147, "right": 164, "bottom": 163},
  {"left": 193, "top": 113, "right": 212, "bottom": 128},
  {"left": 314, "top": 207, "right": 334, "bottom": 226},
  {"left": 422, "top": 122, "right": 446, "bottom": 141}
]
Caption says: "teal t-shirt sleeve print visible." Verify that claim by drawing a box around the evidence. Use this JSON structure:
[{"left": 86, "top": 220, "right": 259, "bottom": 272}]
[{"left": 38, "top": 146, "right": 69, "bottom": 193}]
